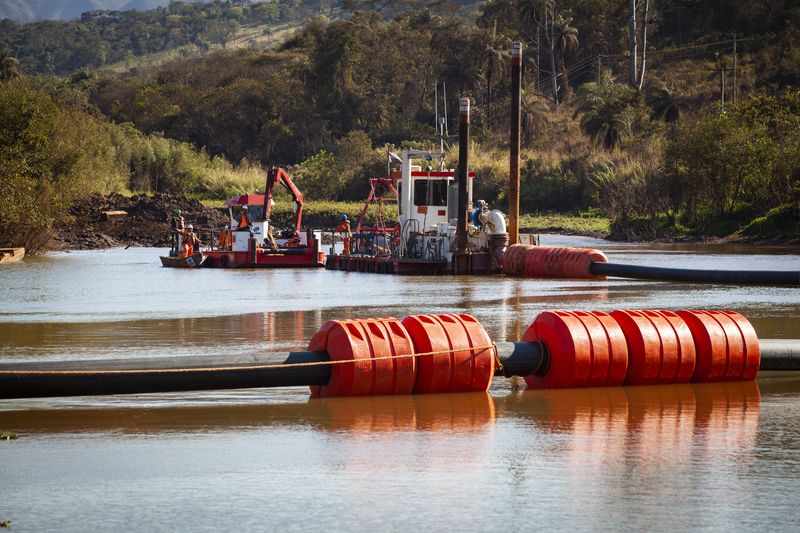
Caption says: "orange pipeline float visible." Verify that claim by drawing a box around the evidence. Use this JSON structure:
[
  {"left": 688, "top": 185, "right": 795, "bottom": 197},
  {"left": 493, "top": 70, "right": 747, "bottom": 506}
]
[{"left": 0, "top": 309, "right": 793, "bottom": 400}]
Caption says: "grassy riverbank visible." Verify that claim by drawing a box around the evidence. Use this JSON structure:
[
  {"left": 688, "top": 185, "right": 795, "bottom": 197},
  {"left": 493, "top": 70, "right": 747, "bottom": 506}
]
[
  {"left": 518, "top": 212, "right": 611, "bottom": 237},
  {"left": 203, "top": 199, "right": 613, "bottom": 236}
]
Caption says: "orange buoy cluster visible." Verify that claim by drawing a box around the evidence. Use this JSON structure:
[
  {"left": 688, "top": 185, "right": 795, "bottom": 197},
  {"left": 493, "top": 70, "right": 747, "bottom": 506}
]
[
  {"left": 308, "top": 314, "right": 495, "bottom": 398},
  {"left": 502, "top": 244, "right": 608, "bottom": 279},
  {"left": 523, "top": 309, "right": 760, "bottom": 390}
]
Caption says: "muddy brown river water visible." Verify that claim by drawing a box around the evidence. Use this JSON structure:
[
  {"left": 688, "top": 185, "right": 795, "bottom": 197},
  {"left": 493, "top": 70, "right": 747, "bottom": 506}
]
[{"left": 1, "top": 235, "right": 799, "bottom": 531}]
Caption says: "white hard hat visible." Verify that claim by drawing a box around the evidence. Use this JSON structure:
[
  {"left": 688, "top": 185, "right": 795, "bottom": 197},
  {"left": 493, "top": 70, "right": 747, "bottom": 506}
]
[{"left": 187, "top": 224, "right": 193, "bottom": 230}]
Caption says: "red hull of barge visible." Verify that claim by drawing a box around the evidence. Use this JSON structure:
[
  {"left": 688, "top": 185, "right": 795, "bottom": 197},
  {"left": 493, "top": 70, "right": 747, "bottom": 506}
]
[{"left": 204, "top": 248, "right": 324, "bottom": 268}]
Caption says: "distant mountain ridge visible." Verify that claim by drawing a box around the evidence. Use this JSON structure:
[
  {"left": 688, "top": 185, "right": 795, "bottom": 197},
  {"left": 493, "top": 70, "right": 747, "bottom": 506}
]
[{"left": 0, "top": 0, "right": 191, "bottom": 22}]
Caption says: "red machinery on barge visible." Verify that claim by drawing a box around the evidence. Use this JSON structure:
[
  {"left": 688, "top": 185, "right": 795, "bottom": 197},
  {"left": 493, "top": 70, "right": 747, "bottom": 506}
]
[{"left": 202, "top": 166, "right": 324, "bottom": 269}]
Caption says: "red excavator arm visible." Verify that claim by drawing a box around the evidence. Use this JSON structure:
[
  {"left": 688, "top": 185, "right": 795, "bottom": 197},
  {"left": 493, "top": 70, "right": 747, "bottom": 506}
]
[{"left": 264, "top": 166, "right": 304, "bottom": 238}]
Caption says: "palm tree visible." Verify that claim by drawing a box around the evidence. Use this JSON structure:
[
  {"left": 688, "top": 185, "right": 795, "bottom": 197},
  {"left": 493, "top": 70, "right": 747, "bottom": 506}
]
[
  {"left": 646, "top": 81, "right": 683, "bottom": 123},
  {"left": 521, "top": 88, "right": 549, "bottom": 146},
  {"left": 483, "top": 20, "right": 509, "bottom": 128},
  {"left": 518, "top": 0, "right": 559, "bottom": 108},
  {"left": 554, "top": 15, "right": 579, "bottom": 100},
  {"left": 0, "top": 50, "right": 21, "bottom": 82},
  {"left": 574, "top": 72, "right": 635, "bottom": 150}
]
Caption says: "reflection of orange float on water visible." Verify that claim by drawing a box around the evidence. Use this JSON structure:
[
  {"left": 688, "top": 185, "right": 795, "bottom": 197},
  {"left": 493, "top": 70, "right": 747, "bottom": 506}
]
[
  {"left": 692, "top": 380, "right": 761, "bottom": 456},
  {"left": 519, "top": 387, "right": 630, "bottom": 433},
  {"left": 624, "top": 384, "right": 699, "bottom": 461},
  {"left": 314, "top": 392, "right": 495, "bottom": 433},
  {"left": 500, "top": 381, "right": 760, "bottom": 467}
]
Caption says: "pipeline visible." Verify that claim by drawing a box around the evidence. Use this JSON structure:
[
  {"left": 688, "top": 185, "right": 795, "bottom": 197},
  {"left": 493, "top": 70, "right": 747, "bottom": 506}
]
[
  {"left": 0, "top": 340, "right": 543, "bottom": 400},
  {"left": 502, "top": 244, "right": 800, "bottom": 286},
  {"left": 1, "top": 310, "right": 800, "bottom": 400},
  {"left": 590, "top": 262, "right": 800, "bottom": 286}
]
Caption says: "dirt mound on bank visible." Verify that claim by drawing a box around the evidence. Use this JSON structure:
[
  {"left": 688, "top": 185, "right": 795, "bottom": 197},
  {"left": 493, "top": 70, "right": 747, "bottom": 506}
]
[{"left": 53, "top": 192, "right": 229, "bottom": 250}]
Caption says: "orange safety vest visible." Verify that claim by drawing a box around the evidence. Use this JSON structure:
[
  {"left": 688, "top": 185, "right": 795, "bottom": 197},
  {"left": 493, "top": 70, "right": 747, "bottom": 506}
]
[
  {"left": 336, "top": 221, "right": 351, "bottom": 256},
  {"left": 335, "top": 220, "right": 351, "bottom": 234},
  {"left": 181, "top": 230, "right": 194, "bottom": 256},
  {"left": 219, "top": 229, "right": 231, "bottom": 249},
  {"left": 238, "top": 211, "right": 250, "bottom": 229}
]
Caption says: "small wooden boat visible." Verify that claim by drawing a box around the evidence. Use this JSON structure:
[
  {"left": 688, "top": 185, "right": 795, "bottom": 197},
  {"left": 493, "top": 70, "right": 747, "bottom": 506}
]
[
  {"left": 0, "top": 248, "right": 25, "bottom": 264},
  {"left": 159, "top": 252, "right": 206, "bottom": 268}
]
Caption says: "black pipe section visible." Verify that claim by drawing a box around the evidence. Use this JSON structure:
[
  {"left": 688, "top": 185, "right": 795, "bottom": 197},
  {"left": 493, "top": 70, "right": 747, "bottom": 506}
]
[
  {"left": 1, "top": 339, "right": 798, "bottom": 399},
  {"left": 0, "top": 351, "right": 331, "bottom": 399},
  {"left": 508, "top": 42, "right": 522, "bottom": 246},
  {"left": 496, "top": 340, "right": 548, "bottom": 378},
  {"left": 590, "top": 262, "right": 800, "bottom": 287},
  {"left": 759, "top": 339, "right": 800, "bottom": 370}
]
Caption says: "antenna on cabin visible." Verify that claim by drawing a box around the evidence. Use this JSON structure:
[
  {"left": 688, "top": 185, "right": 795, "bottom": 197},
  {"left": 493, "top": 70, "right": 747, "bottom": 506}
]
[
  {"left": 442, "top": 81, "right": 448, "bottom": 137},
  {"left": 434, "top": 82, "right": 447, "bottom": 165},
  {"left": 434, "top": 82, "right": 439, "bottom": 132},
  {"left": 439, "top": 117, "right": 446, "bottom": 155}
]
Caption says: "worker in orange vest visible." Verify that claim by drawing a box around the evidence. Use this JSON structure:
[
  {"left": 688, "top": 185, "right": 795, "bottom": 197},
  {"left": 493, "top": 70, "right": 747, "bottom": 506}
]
[
  {"left": 218, "top": 225, "right": 231, "bottom": 250},
  {"left": 336, "top": 213, "right": 351, "bottom": 256},
  {"left": 237, "top": 206, "right": 252, "bottom": 230},
  {"left": 181, "top": 225, "right": 195, "bottom": 257}
]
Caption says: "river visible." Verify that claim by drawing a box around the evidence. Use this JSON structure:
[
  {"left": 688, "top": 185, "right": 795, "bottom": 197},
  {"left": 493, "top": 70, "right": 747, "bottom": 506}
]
[{"left": 1, "top": 235, "right": 799, "bottom": 531}]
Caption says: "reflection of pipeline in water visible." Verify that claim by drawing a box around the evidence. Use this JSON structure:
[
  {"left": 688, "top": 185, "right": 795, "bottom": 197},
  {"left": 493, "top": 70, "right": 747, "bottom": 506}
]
[
  {"left": 0, "top": 392, "right": 495, "bottom": 435},
  {"left": 312, "top": 392, "right": 496, "bottom": 433},
  {"left": 0, "top": 402, "right": 318, "bottom": 434},
  {"left": 497, "top": 381, "right": 760, "bottom": 462}
]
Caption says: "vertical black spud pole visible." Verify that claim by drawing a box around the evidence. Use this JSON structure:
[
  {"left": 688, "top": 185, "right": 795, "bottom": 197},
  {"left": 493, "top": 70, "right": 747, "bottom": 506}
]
[
  {"left": 509, "top": 42, "right": 522, "bottom": 246},
  {"left": 455, "top": 97, "right": 471, "bottom": 272}
]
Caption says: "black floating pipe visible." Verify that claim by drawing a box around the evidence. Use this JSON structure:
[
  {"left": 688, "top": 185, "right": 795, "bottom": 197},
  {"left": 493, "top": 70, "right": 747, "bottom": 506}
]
[
  {"left": 1, "top": 339, "right": 798, "bottom": 400},
  {"left": 0, "top": 351, "right": 331, "bottom": 400},
  {"left": 759, "top": 340, "right": 800, "bottom": 370},
  {"left": 591, "top": 262, "right": 800, "bottom": 287},
  {"left": 496, "top": 341, "right": 549, "bottom": 378}
]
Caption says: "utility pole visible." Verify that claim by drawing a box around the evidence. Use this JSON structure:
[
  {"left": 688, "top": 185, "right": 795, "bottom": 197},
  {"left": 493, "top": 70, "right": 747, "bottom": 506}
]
[
  {"left": 712, "top": 52, "right": 733, "bottom": 110},
  {"left": 628, "top": 0, "right": 638, "bottom": 88},
  {"left": 732, "top": 34, "right": 737, "bottom": 104},
  {"left": 597, "top": 55, "right": 602, "bottom": 82}
]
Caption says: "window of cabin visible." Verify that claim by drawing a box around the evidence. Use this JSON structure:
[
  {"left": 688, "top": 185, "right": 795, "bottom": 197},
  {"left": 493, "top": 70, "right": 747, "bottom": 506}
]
[{"left": 413, "top": 179, "right": 448, "bottom": 206}]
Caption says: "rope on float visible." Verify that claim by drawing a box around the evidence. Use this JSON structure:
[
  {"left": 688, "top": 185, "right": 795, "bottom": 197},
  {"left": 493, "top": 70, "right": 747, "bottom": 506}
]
[{"left": 0, "top": 344, "right": 499, "bottom": 376}]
